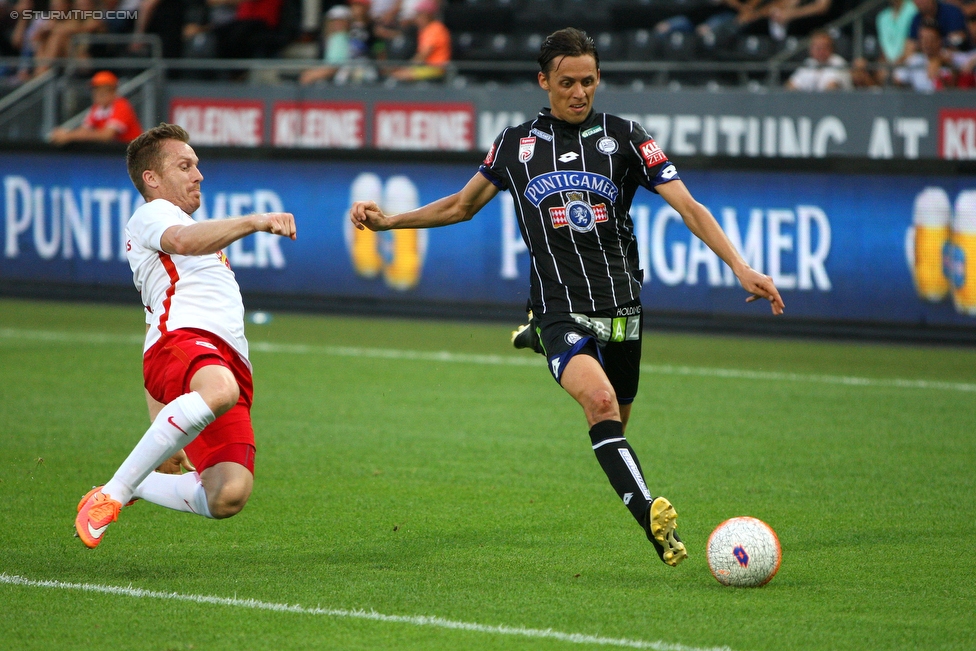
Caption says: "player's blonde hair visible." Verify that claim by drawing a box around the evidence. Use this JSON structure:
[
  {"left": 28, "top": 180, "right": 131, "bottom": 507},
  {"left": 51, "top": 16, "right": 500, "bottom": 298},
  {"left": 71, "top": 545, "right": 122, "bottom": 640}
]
[{"left": 126, "top": 122, "right": 191, "bottom": 198}]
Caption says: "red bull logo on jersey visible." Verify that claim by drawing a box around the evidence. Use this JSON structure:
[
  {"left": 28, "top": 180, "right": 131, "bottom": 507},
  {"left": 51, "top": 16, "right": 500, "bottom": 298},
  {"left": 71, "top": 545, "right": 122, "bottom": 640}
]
[
  {"left": 217, "top": 250, "right": 231, "bottom": 269},
  {"left": 550, "top": 192, "right": 608, "bottom": 233},
  {"left": 524, "top": 171, "right": 618, "bottom": 207}
]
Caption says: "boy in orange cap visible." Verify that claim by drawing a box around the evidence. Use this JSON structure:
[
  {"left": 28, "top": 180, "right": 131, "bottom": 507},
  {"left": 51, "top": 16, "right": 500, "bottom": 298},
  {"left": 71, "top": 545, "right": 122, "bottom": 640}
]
[{"left": 49, "top": 70, "right": 143, "bottom": 145}]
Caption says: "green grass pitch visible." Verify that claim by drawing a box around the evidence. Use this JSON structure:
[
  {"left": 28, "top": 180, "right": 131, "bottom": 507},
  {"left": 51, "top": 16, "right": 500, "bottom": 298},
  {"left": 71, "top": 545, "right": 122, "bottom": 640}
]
[{"left": 1, "top": 297, "right": 974, "bottom": 651}]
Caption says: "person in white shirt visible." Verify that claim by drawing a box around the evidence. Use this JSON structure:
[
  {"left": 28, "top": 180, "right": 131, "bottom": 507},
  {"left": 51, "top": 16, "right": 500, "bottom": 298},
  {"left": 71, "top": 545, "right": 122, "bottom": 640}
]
[
  {"left": 786, "top": 30, "right": 853, "bottom": 90},
  {"left": 75, "top": 123, "right": 296, "bottom": 549}
]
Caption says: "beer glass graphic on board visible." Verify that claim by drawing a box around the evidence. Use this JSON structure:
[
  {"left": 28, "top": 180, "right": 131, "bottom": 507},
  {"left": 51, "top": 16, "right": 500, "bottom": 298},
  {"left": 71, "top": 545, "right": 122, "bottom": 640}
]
[
  {"left": 346, "top": 172, "right": 427, "bottom": 290},
  {"left": 950, "top": 190, "right": 976, "bottom": 315},
  {"left": 910, "top": 187, "right": 951, "bottom": 301},
  {"left": 381, "top": 176, "right": 425, "bottom": 291},
  {"left": 349, "top": 173, "right": 384, "bottom": 279}
]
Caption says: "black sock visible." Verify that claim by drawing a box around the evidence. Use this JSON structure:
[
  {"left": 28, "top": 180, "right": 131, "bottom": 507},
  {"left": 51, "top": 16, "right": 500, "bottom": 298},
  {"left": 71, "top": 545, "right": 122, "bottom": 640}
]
[{"left": 589, "top": 420, "right": 653, "bottom": 531}]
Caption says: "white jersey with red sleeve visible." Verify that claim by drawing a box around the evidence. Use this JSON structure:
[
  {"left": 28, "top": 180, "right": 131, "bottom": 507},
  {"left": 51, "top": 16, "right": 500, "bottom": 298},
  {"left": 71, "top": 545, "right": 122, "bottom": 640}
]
[{"left": 125, "top": 198, "right": 249, "bottom": 362}]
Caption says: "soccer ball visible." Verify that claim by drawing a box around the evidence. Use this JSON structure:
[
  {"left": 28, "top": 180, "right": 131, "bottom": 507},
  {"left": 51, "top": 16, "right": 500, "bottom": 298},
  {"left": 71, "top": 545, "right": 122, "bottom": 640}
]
[{"left": 706, "top": 517, "right": 781, "bottom": 587}]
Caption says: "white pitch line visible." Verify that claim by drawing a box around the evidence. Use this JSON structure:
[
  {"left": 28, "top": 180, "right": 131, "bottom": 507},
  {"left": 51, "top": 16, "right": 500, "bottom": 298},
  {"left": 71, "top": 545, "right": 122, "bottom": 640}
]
[
  {"left": 2, "top": 327, "right": 974, "bottom": 393},
  {"left": 0, "top": 573, "right": 731, "bottom": 651}
]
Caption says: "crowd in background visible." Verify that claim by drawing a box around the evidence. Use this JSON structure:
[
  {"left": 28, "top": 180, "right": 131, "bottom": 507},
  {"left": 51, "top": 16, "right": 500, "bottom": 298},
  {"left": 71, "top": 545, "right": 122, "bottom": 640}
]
[
  {"left": 0, "top": 0, "right": 975, "bottom": 91},
  {"left": 0, "top": 0, "right": 452, "bottom": 84},
  {"left": 785, "top": 0, "right": 976, "bottom": 90}
]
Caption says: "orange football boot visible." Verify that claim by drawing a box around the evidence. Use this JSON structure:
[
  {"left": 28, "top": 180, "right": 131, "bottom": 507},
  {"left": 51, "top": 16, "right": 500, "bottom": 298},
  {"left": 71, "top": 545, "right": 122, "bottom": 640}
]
[{"left": 75, "top": 490, "right": 123, "bottom": 549}]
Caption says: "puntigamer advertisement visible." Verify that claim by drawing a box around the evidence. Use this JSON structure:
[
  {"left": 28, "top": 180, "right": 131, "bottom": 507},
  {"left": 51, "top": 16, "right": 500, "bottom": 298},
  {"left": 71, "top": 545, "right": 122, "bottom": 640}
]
[{"left": 1, "top": 151, "right": 974, "bottom": 328}]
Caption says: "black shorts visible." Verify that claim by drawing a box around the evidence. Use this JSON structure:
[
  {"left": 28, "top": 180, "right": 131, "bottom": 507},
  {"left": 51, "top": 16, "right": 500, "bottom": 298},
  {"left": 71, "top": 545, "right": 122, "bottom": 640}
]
[{"left": 537, "top": 299, "right": 643, "bottom": 404}]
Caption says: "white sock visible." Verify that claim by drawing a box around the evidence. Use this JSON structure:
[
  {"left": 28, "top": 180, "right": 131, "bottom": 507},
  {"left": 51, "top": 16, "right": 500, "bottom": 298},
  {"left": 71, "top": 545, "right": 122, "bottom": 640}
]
[
  {"left": 133, "top": 471, "right": 214, "bottom": 518},
  {"left": 102, "top": 392, "right": 215, "bottom": 504}
]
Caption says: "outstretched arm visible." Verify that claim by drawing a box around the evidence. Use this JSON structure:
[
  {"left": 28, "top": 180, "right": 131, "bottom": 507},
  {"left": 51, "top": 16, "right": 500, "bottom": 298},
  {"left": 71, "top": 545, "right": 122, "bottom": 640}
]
[
  {"left": 657, "top": 180, "right": 785, "bottom": 315},
  {"left": 350, "top": 172, "right": 499, "bottom": 231},
  {"left": 161, "top": 212, "right": 297, "bottom": 256}
]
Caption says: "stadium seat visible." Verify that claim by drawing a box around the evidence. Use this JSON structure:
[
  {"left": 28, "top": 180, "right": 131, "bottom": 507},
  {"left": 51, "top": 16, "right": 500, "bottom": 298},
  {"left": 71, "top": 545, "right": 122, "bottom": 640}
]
[
  {"left": 443, "top": 3, "right": 514, "bottom": 34},
  {"left": 625, "top": 28, "right": 660, "bottom": 61},
  {"left": 453, "top": 31, "right": 485, "bottom": 60},
  {"left": 516, "top": 32, "right": 546, "bottom": 59},
  {"left": 594, "top": 31, "right": 626, "bottom": 61},
  {"left": 735, "top": 34, "right": 774, "bottom": 61},
  {"left": 484, "top": 33, "right": 520, "bottom": 61},
  {"left": 515, "top": 0, "right": 563, "bottom": 34},
  {"left": 659, "top": 29, "right": 696, "bottom": 61},
  {"left": 561, "top": 0, "right": 613, "bottom": 33}
]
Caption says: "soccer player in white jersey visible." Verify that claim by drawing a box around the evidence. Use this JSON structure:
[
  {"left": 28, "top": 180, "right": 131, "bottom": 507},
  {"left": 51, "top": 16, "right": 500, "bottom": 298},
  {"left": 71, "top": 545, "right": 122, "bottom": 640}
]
[{"left": 75, "top": 123, "right": 296, "bottom": 548}]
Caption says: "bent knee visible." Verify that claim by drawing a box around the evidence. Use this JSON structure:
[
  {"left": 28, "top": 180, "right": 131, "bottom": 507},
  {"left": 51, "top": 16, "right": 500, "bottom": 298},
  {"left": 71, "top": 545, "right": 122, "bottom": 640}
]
[
  {"left": 585, "top": 387, "right": 619, "bottom": 422},
  {"left": 208, "top": 483, "right": 251, "bottom": 519},
  {"left": 212, "top": 378, "right": 241, "bottom": 414}
]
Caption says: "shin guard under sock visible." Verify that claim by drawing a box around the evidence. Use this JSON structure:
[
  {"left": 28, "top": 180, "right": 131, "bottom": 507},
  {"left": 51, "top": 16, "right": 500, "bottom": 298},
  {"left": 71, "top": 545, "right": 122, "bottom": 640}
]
[
  {"left": 589, "top": 419, "right": 653, "bottom": 528},
  {"left": 103, "top": 392, "right": 215, "bottom": 504}
]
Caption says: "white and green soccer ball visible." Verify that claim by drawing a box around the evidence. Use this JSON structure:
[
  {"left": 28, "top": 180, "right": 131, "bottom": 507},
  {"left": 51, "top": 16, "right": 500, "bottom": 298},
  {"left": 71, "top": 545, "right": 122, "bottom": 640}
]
[{"left": 706, "top": 517, "right": 781, "bottom": 587}]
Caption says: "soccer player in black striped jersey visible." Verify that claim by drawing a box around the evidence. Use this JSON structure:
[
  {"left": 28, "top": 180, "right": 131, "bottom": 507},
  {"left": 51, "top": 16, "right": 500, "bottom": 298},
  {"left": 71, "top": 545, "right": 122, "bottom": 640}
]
[{"left": 351, "top": 27, "right": 785, "bottom": 568}]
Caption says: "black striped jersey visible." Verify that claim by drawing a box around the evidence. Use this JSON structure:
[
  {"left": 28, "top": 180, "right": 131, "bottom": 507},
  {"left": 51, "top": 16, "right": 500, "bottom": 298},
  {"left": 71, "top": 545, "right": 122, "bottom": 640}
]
[{"left": 479, "top": 108, "right": 681, "bottom": 315}]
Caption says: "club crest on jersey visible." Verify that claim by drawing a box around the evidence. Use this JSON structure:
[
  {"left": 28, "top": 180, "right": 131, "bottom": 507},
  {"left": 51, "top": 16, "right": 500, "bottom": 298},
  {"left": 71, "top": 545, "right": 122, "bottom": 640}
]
[
  {"left": 217, "top": 250, "right": 231, "bottom": 269},
  {"left": 550, "top": 191, "right": 607, "bottom": 233},
  {"left": 596, "top": 137, "right": 618, "bottom": 155},
  {"left": 639, "top": 138, "right": 668, "bottom": 167},
  {"left": 519, "top": 137, "right": 537, "bottom": 163}
]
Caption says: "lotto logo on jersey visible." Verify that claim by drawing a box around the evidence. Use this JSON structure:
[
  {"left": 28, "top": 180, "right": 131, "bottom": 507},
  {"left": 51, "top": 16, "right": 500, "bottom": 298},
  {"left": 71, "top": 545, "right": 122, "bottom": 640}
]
[
  {"left": 639, "top": 139, "right": 668, "bottom": 167},
  {"left": 519, "top": 137, "right": 537, "bottom": 163},
  {"left": 549, "top": 192, "right": 607, "bottom": 233}
]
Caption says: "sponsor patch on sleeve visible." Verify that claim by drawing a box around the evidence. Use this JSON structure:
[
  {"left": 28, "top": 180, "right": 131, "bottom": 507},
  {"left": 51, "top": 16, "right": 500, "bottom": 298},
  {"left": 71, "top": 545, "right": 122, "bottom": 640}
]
[
  {"left": 483, "top": 142, "right": 497, "bottom": 166},
  {"left": 639, "top": 138, "right": 668, "bottom": 168}
]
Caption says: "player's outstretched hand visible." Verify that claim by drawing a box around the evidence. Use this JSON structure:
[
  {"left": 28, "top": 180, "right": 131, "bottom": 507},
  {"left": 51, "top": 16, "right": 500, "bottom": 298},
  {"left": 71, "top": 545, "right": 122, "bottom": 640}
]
[
  {"left": 738, "top": 267, "right": 785, "bottom": 315},
  {"left": 350, "top": 200, "right": 390, "bottom": 231},
  {"left": 255, "top": 212, "right": 297, "bottom": 240},
  {"left": 155, "top": 449, "right": 196, "bottom": 475}
]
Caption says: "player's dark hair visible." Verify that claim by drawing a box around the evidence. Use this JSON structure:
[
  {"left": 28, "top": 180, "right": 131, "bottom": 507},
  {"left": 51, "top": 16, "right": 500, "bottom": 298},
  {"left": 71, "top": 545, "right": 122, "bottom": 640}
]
[
  {"left": 538, "top": 27, "right": 599, "bottom": 76},
  {"left": 126, "top": 122, "right": 191, "bottom": 198}
]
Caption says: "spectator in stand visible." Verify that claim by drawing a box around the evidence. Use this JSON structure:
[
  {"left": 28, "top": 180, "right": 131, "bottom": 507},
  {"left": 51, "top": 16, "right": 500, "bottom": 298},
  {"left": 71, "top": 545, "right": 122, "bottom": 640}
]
[
  {"left": 214, "top": 0, "right": 285, "bottom": 59},
  {"left": 684, "top": 0, "right": 831, "bottom": 48},
  {"left": 851, "top": 0, "right": 918, "bottom": 86},
  {"left": 103, "top": 0, "right": 141, "bottom": 35},
  {"left": 9, "top": 0, "right": 37, "bottom": 82},
  {"left": 945, "top": 0, "right": 976, "bottom": 45},
  {"left": 131, "top": 0, "right": 186, "bottom": 59},
  {"left": 0, "top": 1, "right": 19, "bottom": 58},
  {"left": 300, "top": 4, "right": 352, "bottom": 84},
  {"left": 766, "top": 0, "right": 833, "bottom": 41},
  {"left": 895, "top": 17, "right": 976, "bottom": 88},
  {"left": 300, "top": 2, "right": 377, "bottom": 85},
  {"left": 387, "top": 0, "right": 449, "bottom": 81},
  {"left": 367, "top": 0, "right": 401, "bottom": 61},
  {"left": 878, "top": 0, "right": 919, "bottom": 64},
  {"left": 32, "top": 0, "right": 106, "bottom": 76},
  {"left": 656, "top": 0, "right": 768, "bottom": 49},
  {"left": 49, "top": 70, "right": 143, "bottom": 145},
  {"left": 905, "top": 0, "right": 970, "bottom": 55},
  {"left": 786, "top": 30, "right": 852, "bottom": 90}
]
